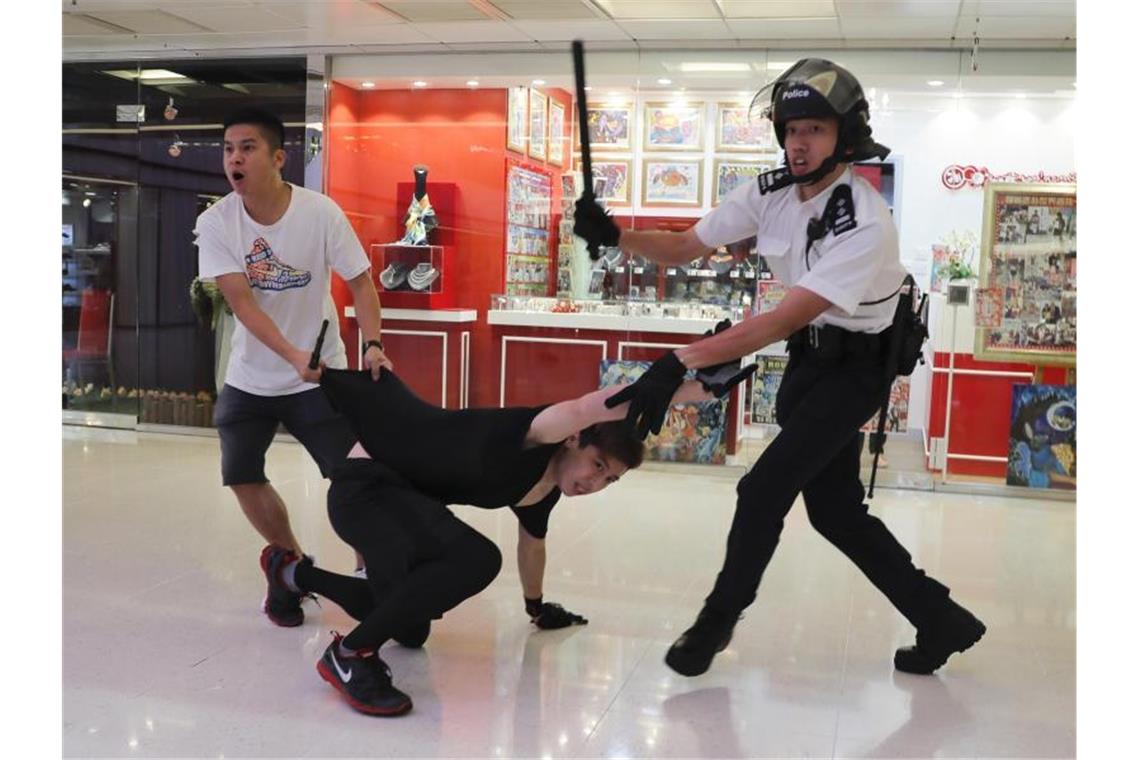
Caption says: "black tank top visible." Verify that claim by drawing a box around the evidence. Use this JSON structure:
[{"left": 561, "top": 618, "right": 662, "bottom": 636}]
[{"left": 321, "top": 369, "right": 562, "bottom": 537}]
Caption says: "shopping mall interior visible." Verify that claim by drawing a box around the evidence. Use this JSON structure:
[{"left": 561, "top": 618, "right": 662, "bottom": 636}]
[{"left": 50, "top": 1, "right": 1103, "bottom": 757}]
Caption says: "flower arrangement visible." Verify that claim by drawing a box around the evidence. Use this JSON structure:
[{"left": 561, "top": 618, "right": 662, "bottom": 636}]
[{"left": 936, "top": 230, "right": 979, "bottom": 281}]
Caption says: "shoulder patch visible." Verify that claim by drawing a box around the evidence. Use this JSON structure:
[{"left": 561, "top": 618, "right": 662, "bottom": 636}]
[
  {"left": 825, "top": 184, "right": 857, "bottom": 235},
  {"left": 757, "top": 166, "right": 795, "bottom": 195}
]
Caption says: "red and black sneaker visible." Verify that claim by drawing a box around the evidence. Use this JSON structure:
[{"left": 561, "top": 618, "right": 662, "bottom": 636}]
[
  {"left": 317, "top": 632, "right": 413, "bottom": 716},
  {"left": 259, "top": 544, "right": 306, "bottom": 627}
]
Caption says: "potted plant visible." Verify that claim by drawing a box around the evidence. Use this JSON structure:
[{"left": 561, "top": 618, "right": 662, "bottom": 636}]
[{"left": 937, "top": 230, "right": 978, "bottom": 306}]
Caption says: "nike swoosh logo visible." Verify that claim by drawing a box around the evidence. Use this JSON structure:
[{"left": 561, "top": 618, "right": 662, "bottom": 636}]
[{"left": 332, "top": 653, "right": 352, "bottom": 683}]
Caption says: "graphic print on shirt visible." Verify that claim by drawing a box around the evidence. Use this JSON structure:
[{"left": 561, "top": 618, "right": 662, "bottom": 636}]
[{"left": 245, "top": 237, "right": 311, "bottom": 291}]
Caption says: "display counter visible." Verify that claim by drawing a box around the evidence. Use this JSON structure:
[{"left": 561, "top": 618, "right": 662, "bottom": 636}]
[
  {"left": 486, "top": 300, "right": 767, "bottom": 457},
  {"left": 345, "top": 306, "right": 476, "bottom": 409}
]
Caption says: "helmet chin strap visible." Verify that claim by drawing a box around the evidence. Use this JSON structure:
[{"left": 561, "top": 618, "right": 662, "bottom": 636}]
[{"left": 757, "top": 147, "right": 846, "bottom": 195}]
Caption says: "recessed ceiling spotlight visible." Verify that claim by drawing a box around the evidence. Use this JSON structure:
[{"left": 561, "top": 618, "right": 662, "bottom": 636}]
[
  {"left": 412, "top": 80, "right": 428, "bottom": 88},
  {"left": 532, "top": 79, "right": 546, "bottom": 86},
  {"left": 467, "top": 80, "right": 479, "bottom": 87},
  {"left": 584, "top": 86, "right": 593, "bottom": 91},
  {"left": 361, "top": 81, "right": 375, "bottom": 89},
  {"left": 927, "top": 80, "right": 944, "bottom": 87},
  {"left": 657, "top": 78, "right": 672, "bottom": 85}
]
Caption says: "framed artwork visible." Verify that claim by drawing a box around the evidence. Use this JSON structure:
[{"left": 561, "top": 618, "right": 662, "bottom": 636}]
[
  {"left": 600, "top": 360, "right": 728, "bottom": 464},
  {"left": 644, "top": 102, "right": 704, "bottom": 151},
  {"left": 581, "top": 105, "right": 633, "bottom": 151},
  {"left": 506, "top": 86, "right": 528, "bottom": 154},
  {"left": 1006, "top": 384, "right": 1076, "bottom": 489},
  {"left": 715, "top": 103, "right": 775, "bottom": 152},
  {"left": 974, "top": 182, "right": 1076, "bottom": 367},
  {"left": 591, "top": 159, "right": 632, "bottom": 206},
  {"left": 548, "top": 100, "right": 566, "bottom": 167},
  {"left": 860, "top": 377, "right": 910, "bottom": 434},
  {"left": 713, "top": 158, "right": 773, "bottom": 205},
  {"left": 750, "top": 355, "right": 787, "bottom": 425},
  {"left": 528, "top": 89, "right": 548, "bottom": 161},
  {"left": 642, "top": 158, "right": 703, "bottom": 207}
]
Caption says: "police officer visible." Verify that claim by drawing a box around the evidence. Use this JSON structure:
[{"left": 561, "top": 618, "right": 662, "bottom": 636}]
[{"left": 573, "top": 59, "right": 985, "bottom": 677}]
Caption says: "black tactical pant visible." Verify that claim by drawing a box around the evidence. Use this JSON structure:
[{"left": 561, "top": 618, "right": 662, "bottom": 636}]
[{"left": 705, "top": 336, "right": 937, "bottom": 628}]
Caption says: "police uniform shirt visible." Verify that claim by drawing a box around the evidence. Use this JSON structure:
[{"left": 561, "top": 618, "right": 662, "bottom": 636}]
[{"left": 694, "top": 168, "right": 906, "bottom": 333}]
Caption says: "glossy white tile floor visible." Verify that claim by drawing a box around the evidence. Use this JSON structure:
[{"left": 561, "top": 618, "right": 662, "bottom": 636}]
[{"left": 63, "top": 426, "right": 1075, "bottom": 758}]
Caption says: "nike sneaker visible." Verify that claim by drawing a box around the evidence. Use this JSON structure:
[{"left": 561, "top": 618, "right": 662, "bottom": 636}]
[
  {"left": 317, "top": 632, "right": 413, "bottom": 716},
  {"left": 259, "top": 544, "right": 305, "bottom": 627}
]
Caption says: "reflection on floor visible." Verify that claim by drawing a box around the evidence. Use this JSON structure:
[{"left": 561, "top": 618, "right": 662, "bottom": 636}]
[{"left": 63, "top": 426, "right": 1075, "bottom": 758}]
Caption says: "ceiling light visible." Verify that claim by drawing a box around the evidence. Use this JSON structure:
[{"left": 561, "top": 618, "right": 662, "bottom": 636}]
[
  {"left": 103, "top": 68, "right": 191, "bottom": 84},
  {"left": 927, "top": 80, "right": 944, "bottom": 87},
  {"left": 532, "top": 79, "right": 546, "bottom": 86},
  {"left": 82, "top": 198, "right": 92, "bottom": 208},
  {"left": 679, "top": 62, "right": 751, "bottom": 73},
  {"left": 412, "top": 80, "right": 428, "bottom": 88},
  {"left": 1014, "top": 92, "right": 1027, "bottom": 99},
  {"left": 361, "top": 81, "right": 375, "bottom": 89},
  {"left": 766, "top": 61, "right": 794, "bottom": 71},
  {"left": 584, "top": 86, "right": 592, "bottom": 91},
  {"left": 467, "top": 80, "right": 479, "bottom": 87},
  {"left": 657, "top": 78, "right": 672, "bottom": 85}
]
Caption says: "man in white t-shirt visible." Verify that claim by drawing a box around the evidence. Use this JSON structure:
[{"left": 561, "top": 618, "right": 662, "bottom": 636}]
[
  {"left": 574, "top": 59, "right": 985, "bottom": 678},
  {"left": 196, "top": 107, "right": 392, "bottom": 627}
]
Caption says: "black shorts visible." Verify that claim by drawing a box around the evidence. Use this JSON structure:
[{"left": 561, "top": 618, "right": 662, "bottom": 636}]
[{"left": 213, "top": 384, "right": 356, "bottom": 486}]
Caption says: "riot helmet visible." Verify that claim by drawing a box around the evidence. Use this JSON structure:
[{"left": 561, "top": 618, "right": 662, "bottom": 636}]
[{"left": 750, "top": 58, "right": 890, "bottom": 190}]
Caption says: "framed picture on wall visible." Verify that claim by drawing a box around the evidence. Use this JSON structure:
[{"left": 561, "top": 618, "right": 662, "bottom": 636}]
[
  {"left": 506, "top": 86, "right": 528, "bottom": 154},
  {"left": 548, "top": 100, "right": 566, "bottom": 167},
  {"left": 644, "top": 102, "right": 704, "bottom": 151},
  {"left": 713, "top": 158, "right": 773, "bottom": 205},
  {"left": 974, "top": 182, "right": 1076, "bottom": 367},
  {"left": 642, "top": 158, "right": 703, "bottom": 207},
  {"left": 528, "top": 89, "right": 548, "bottom": 161},
  {"left": 715, "top": 103, "right": 776, "bottom": 152},
  {"left": 580, "top": 104, "right": 633, "bottom": 151},
  {"left": 591, "top": 158, "right": 632, "bottom": 206}
]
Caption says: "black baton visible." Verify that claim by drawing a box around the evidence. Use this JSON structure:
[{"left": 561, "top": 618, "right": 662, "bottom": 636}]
[{"left": 308, "top": 319, "right": 329, "bottom": 370}]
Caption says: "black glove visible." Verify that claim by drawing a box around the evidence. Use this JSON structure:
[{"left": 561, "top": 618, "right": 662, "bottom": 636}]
[
  {"left": 573, "top": 196, "right": 621, "bottom": 261},
  {"left": 696, "top": 362, "right": 759, "bottom": 398},
  {"left": 693, "top": 319, "right": 758, "bottom": 398},
  {"left": 604, "top": 351, "right": 687, "bottom": 439},
  {"left": 525, "top": 596, "right": 588, "bottom": 629}
]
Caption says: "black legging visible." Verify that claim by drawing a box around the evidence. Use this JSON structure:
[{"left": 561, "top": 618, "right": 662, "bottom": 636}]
[{"left": 295, "top": 460, "right": 503, "bottom": 651}]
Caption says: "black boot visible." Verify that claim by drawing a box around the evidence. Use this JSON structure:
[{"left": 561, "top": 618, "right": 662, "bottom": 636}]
[
  {"left": 895, "top": 595, "right": 986, "bottom": 675},
  {"left": 665, "top": 605, "right": 740, "bottom": 677}
]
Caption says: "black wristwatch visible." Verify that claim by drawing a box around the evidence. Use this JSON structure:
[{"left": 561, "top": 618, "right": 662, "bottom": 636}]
[{"left": 363, "top": 339, "right": 385, "bottom": 353}]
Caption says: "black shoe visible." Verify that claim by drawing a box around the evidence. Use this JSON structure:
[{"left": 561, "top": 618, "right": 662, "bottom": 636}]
[
  {"left": 665, "top": 606, "right": 740, "bottom": 677},
  {"left": 317, "top": 632, "right": 413, "bottom": 716},
  {"left": 392, "top": 620, "right": 431, "bottom": 649},
  {"left": 895, "top": 598, "right": 986, "bottom": 675},
  {"left": 259, "top": 544, "right": 305, "bottom": 627}
]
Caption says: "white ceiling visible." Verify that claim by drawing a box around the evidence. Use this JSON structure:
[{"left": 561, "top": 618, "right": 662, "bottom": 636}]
[{"left": 62, "top": 0, "right": 1076, "bottom": 59}]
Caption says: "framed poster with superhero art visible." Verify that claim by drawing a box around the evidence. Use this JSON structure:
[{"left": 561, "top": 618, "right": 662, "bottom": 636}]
[
  {"left": 975, "top": 182, "right": 1076, "bottom": 367},
  {"left": 599, "top": 360, "right": 728, "bottom": 464},
  {"left": 1005, "top": 384, "right": 1076, "bottom": 489}
]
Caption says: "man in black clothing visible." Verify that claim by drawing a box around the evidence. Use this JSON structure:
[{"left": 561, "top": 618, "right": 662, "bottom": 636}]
[{"left": 263, "top": 365, "right": 746, "bottom": 716}]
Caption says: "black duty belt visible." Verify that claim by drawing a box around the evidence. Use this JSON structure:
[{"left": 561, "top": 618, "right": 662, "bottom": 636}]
[{"left": 786, "top": 324, "right": 889, "bottom": 359}]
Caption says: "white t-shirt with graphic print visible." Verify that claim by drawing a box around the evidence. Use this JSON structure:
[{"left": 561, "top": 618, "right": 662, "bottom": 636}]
[
  {"left": 195, "top": 183, "right": 370, "bottom": 396},
  {"left": 694, "top": 168, "right": 906, "bottom": 333}
]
